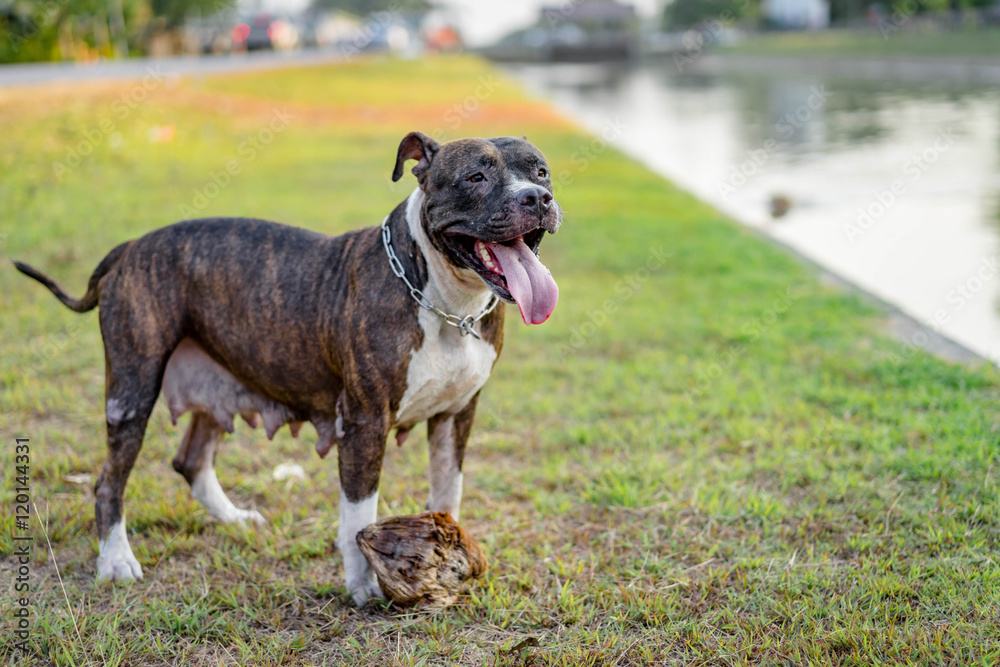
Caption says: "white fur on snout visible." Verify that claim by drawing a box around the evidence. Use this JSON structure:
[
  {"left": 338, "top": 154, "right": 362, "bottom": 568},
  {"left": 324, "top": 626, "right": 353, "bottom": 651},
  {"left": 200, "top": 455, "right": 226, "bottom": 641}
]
[
  {"left": 428, "top": 417, "right": 463, "bottom": 520},
  {"left": 191, "top": 467, "right": 265, "bottom": 525},
  {"left": 505, "top": 179, "right": 541, "bottom": 194},
  {"left": 97, "top": 516, "right": 143, "bottom": 582},
  {"left": 336, "top": 490, "right": 383, "bottom": 605}
]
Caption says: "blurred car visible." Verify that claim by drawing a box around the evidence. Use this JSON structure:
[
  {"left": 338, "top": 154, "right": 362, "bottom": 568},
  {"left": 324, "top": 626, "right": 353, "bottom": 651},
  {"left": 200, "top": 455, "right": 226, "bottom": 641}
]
[
  {"left": 185, "top": 12, "right": 237, "bottom": 54},
  {"left": 342, "top": 18, "right": 413, "bottom": 54},
  {"left": 297, "top": 10, "right": 362, "bottom": 49},
  {"left": 424, "top": 24, "right": 462, "bottom": 52},
  {"left": 232, "top": 12, "right": 299, "bottom": 52}
]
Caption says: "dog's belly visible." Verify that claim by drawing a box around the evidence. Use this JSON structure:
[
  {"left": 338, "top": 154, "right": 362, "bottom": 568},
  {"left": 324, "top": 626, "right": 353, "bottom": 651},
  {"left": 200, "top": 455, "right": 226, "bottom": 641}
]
[
  {"left": 394, "top": 310, "right": 497, "bottom": 429},
  {"left": 162, "top": 339, "right": 301, "bottom": 439}
]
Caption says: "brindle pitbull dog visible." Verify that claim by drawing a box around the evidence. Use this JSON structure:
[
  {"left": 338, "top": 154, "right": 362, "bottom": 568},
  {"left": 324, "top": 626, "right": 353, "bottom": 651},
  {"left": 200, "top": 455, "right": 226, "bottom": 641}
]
[{"left": 14, "top": 132, "right": 561, "bottom": 605}]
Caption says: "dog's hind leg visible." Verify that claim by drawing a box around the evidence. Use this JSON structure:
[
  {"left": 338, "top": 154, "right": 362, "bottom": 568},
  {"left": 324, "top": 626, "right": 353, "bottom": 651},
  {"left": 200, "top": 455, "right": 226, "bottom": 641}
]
[
  {"left": 95, "top": 355, "right": 166, "bottom": 582},
  {"left": 94, "top": 261, "right": 190, "bottom": 582},
  {"left": 172, "top": 411, "right": 265, "bottom": 525}
]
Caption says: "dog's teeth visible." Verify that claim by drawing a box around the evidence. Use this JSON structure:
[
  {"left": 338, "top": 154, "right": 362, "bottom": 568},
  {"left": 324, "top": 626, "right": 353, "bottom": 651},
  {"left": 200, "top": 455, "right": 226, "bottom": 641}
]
[{"left": 475, "top": 240, "right": 503, "bottom": 275}]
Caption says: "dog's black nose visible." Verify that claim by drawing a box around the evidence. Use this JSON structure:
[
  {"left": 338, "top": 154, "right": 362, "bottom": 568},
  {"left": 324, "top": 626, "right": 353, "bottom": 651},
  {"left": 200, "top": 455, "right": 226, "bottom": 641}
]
[{"left": 518, "top": 187, "right": 553, "bottom": 215}]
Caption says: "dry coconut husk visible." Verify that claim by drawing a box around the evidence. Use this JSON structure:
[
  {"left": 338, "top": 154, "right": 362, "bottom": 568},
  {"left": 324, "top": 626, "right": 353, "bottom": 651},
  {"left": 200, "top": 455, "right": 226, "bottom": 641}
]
[{"left": 356, "top": 512, "right": 488, "bottom": 608}]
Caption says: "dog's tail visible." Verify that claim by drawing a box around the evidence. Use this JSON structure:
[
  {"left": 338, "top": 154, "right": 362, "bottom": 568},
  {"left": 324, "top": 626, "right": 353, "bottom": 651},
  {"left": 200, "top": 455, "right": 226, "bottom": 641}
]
[{"left": 12, "top": 242, "right": 130, "bottom": 313}]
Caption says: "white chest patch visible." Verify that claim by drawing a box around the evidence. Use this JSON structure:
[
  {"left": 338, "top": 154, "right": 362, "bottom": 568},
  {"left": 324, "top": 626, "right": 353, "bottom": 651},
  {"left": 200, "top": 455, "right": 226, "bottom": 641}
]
[
  {"left": 394, "top": 308, "right": 497, "bottom": 428},
  {"left": 392, "top": 188, "right": 498, "bottom": 428}
]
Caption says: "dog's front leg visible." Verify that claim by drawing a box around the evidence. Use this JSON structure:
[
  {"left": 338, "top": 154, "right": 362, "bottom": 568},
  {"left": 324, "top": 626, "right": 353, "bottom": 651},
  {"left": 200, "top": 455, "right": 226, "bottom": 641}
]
[
  {"left": 334, "top": 410, "right": 388, "bottom": 606},
  {"left": 426, "top": 395, "right": 479, "bottom": 521}
]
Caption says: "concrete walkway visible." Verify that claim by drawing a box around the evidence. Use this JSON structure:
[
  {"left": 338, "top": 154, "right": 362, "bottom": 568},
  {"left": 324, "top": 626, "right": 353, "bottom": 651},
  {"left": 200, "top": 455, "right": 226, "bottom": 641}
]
[{"left": 0, "top": 48, "right": 348, "bottom": 88}]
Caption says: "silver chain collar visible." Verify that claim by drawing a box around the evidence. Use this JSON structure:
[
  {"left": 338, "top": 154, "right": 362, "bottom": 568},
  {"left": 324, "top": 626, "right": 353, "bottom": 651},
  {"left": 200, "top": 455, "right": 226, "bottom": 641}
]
[{"left": 381, "top": 216, "right": 498, "bottom": 340}]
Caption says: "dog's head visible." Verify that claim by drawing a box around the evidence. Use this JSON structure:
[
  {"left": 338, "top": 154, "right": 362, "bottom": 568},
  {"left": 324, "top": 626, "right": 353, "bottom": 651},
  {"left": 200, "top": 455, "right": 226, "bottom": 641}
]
[{"left": 393, "top": 131, "right": 561, "bottom": 325}]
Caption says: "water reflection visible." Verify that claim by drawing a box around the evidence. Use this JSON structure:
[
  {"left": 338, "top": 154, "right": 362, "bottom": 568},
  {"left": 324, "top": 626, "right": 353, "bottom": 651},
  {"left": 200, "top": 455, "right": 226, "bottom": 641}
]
[{"left": 507, "top": 61, "right": 1000, "bottom": 365}]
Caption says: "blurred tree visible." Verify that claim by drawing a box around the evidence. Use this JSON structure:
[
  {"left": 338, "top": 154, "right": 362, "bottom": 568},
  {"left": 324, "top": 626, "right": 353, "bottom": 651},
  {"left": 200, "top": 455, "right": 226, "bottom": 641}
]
[
  {"left": 665, "top": 0, "right": 994, "bottom": 28},
  {"left": 149, "top": 0, "right": 231, "bottom": 27},
  {"left": 829, "top": 0, "right": 867, "bottom": 23},
  {"left": 308, "top": 0, "right": 431, "bottom": 15},
  {"left": 0, "top": 0, "right": 232, "bottom": 62},
  {"left": 663, "top": 0, "right": 759, "bottom": 29}
]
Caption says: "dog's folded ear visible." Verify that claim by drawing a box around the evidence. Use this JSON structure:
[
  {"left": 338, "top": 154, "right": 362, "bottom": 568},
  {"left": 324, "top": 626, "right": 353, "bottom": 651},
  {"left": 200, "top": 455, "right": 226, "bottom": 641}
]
[{"left": 392, "top": 131, "right": 440, "bottom": 183}]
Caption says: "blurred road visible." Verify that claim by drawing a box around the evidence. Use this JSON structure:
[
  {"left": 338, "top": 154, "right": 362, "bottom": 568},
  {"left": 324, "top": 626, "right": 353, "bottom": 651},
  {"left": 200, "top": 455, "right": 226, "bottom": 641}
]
[{"left": 0, "top": 48, "right": 347, "bottom": 88}]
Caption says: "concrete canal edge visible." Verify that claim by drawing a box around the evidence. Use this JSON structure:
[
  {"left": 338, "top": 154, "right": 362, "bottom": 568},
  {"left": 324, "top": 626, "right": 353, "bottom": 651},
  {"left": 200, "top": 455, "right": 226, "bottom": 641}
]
[
  {"left": 699, "top": 52, "right": 1000, "bottom": 85},
  {"left": 742, "top": 225, "right": 991, "bottom": 367}
]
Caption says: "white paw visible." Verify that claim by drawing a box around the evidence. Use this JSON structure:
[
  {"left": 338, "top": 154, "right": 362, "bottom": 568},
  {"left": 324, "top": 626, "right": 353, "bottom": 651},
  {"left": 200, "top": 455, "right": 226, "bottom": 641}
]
[
  {"left": 337, "top": 489, "right": 382, "bottom": 606},
  {"left": 348, "top": 574, "right": 385, "bottom": 606},
  {"left": 97, "top": 518, "right": 143, "bottom": 582},
  {"left": 233, "top": 508, "right": 266, "bottom": 525},
  {"left": 192, "top": 468, "right": 266, "bottom": 525},
  {"left": 97, "top": 552, "right": 144, "bottom": 582}
]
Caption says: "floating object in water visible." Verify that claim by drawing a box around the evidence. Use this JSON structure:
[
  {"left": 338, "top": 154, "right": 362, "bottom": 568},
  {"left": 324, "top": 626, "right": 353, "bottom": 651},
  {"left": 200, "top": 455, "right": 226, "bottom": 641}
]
[{"left": 769, "top": 194, "right": 792, "bottom": 219}]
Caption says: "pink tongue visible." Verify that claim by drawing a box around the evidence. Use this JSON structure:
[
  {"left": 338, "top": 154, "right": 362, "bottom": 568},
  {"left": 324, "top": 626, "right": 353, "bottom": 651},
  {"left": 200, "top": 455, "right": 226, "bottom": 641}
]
[{"left": 488, "top": 238, "right": 559, "bottom": 325}]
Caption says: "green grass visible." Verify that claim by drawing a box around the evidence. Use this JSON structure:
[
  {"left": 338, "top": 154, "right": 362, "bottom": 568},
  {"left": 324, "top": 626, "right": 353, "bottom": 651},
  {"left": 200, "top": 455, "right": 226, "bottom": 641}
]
[
  {"left": 2, "top": 55, "right": 999, "bottom": 665},
  {"left": 724, "top": 27, "right": 1000, "bottom": 60}
]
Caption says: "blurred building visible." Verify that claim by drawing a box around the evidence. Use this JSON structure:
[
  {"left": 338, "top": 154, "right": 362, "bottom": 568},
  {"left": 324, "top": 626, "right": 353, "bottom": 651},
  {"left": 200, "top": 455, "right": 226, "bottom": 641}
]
[
  {"left": 484, "top": 0, "right": 638, "bottom": 62},
  {"left": 183, "top": 5, "right": 441, "bottom": 56}
]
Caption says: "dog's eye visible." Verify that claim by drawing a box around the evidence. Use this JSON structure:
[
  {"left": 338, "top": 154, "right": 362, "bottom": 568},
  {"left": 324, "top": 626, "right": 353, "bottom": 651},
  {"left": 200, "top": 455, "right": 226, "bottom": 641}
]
[
  {"left": 467, "top": 173, "right": 485, "bottom": 183},
  {"left": 538, "top": 168, "right": 548, "bottom": 178}
]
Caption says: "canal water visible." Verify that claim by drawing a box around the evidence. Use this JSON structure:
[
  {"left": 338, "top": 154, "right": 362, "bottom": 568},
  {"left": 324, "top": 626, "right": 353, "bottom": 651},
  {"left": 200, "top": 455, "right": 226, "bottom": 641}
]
[{"left": 506, "top": 60, "right": 1000, "bottom": 365}]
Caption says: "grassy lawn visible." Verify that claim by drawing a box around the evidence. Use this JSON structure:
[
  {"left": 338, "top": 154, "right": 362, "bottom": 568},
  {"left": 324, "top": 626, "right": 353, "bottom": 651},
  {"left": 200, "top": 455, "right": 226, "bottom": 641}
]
[
  {"left": 724, "top": 27, "right": 1000, "bottom": 60},
  {"left": 2, "top": 55, "right": 999, "bottom": 665}
]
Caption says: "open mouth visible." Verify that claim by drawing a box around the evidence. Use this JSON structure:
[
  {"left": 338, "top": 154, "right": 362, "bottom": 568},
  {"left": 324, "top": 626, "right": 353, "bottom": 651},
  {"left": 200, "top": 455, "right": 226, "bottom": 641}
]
[{"left": 446, "top": 227, "right": 559, "bottom": 325}]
